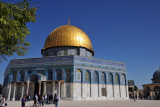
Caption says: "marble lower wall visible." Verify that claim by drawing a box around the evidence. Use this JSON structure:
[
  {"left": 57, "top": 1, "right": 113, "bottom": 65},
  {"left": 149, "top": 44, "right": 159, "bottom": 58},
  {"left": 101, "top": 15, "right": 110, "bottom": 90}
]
[{"left": 3, "top": 82, "right": 129, "bottom": 101}]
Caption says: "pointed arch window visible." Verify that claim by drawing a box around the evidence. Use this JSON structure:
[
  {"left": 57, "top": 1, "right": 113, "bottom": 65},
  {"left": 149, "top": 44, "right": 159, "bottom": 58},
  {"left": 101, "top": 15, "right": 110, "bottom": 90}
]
[
  {"left": 109, "top": 73, "right": 113, "bottom": 84},
  {"left": 76, "top": 69, "right": 81, "bottom": 81},
  {"left": 121, "top": 74, "right": 126, "bottom": 84},
  {"left": 86, "top": 71, "right": 90, "bottom": 82},
  {"left": 94, "top": 71, "right": 98, "bottom": 82},
  {"left": 65, "top": 68, "right": 71, "bottom": 82},
  {"left": 115, "top": 73, "right": 120, "bottom": 84},
  {"left": 56, "top": 69, "right": 62, "bottom": 80},
  {"left": 101, "top": 72, "right": 105, "bottom": 83}
]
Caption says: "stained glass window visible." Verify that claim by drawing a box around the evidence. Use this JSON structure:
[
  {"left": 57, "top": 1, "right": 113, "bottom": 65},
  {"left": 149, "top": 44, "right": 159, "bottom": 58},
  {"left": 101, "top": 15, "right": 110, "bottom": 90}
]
[
  {"left": 56, "top": 69, "right": 62, "bottom": 80},
  {"left": 121, "top": 74, "right": 126, "bottom": 84},
  {"left": 64, "top": 50, "right": 67, "bottom": 55},
  {"left": 86, "top": 71, "right": 90, "bottom": 82},
  {"left": 48, "top": 70, "right": 53, "bottom": 80},
  {"left": 115, "top": 73, "right": 119, "bottom": 84},
  {"left": 109, "top": 73, "right": 113, "bottom": 84},
  {"left": 65, "top": 69, "right": 71, "bottom": 82},
  {"left": 101, "top": 72, "right": 105, "bottom": 83},
  {"left": 94, "top": 71, "right": 98, "bottom": 82},
  {"left": 76, "top": 69, "right": 81, "bottom": 81}
]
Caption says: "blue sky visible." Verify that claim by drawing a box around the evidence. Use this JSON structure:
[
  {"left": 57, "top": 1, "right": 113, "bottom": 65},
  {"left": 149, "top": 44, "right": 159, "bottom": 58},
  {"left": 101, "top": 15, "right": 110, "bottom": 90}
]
[{"left": 1, "top": 0, "right": 160, "bottom": 89}]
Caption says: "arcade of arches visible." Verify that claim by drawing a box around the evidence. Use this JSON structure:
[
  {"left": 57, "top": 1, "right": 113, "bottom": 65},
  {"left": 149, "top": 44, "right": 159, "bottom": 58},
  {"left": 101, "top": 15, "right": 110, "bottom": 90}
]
[{"left": 142, "top": 68, "right": 160, "bottom": 100}]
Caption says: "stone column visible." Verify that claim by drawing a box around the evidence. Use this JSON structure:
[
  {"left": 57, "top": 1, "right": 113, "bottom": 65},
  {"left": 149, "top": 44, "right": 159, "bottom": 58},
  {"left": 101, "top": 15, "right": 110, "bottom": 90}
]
[
  {"left": 26, "top": 81, "right": 30, "bottom": 96},
  {"left": 12, "top": 83, "right": 17, "bottom": 101},
  {"left": 39, "top": 81, "right": 41, "bottom": 95},
  {"left": 63, "top": 83, "right": 65, "bottom": 98},
  {"left": 43, "top": 82, "right": 46, "bottom": 95},
  {"left": 58, "top": 82, "right": 61, "bottom": 99},
  {"left": 21, "top": 83, "right": 24, "bottom": 98},
  {"left": 52, "top": 82, "right": 55, "bottom": 96},
  {"left": 7, "top": 83, "right": 12, "bottom": 101}
]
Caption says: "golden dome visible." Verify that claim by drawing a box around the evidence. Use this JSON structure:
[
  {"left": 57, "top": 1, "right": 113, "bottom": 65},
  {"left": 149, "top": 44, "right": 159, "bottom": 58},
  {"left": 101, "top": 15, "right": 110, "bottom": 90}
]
[{"left": 44, "top": 25, "right": 94, "bottom": 53}]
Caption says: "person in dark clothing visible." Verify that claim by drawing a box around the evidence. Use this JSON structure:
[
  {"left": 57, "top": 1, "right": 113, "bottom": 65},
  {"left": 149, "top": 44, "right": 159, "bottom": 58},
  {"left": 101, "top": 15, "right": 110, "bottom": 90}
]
[
  {"left": 54, "top": 94, "right": 59, "bottom": 107},
  {"left": 34, "top": 94, "right": 38, "bottom": 107},
  {"left": 38, "top": 95, "right": 42, "bottom": 106},
  {"left": 21, "top": 95, "right": 26, "bottom": 107}
]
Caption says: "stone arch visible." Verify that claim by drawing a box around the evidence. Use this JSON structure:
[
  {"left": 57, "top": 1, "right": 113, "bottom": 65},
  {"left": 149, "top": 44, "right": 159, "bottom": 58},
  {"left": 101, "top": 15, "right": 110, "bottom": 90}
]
[
  {"left": 115, "top": 73, "right": 120, "bottom": 84},
  {"left": 94, "top": 71, "right": 99, "bottom": 97},
  {"left": 108, "top": 72, "right": 114, "bottom": 97},
  {"left": 76, "top": 69, "right": 82, "bottom": 97},
  {"left": 101, "top": 72, "right": 106, "bottom": 83},
  {"left": 109, "top": 72, "right": 113, "bottom": 84},
  {"left": 145, "top": 86, "right": 151, "bottom": 98},
  {"left": 86, "top": 70, "right": 91, "bottom": 97},
  {"left": 29, "top": 72, "right": 42, "bottom": 81},
  {"left": 101, "top": 72, "right": 107, "bottom": 97},
  {"left": 94, "top": 71, "right": 99, "bottom": 82},
  {"left": 121, "top": 73, "right": 127, "bottom": 97},
  {"left": 153, "top": 86, "right": 160, "bottom": 99},
  {"left": 121, "top": 74, "right": 126, "bottom": 85}
]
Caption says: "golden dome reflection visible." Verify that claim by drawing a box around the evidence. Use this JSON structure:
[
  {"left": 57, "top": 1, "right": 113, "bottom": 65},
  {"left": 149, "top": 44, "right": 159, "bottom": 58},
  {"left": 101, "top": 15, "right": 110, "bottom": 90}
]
[{"left": 44, "top": 25, "right": 94, "bottom": 53}]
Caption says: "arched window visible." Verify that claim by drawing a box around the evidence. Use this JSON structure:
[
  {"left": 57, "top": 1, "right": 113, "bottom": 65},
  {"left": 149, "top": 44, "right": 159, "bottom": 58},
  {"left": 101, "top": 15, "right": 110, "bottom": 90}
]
[
  {"left": 86, "top": 71, "right": 90, "bottom": 82},
  {"left": 20, "top": 71, "right": 25, "bottom": 81},
  {"left": 12, "top": 71, "right": 17, "bottom": 81},
  {"left": 65, "top": 68, "right": 71, "bottom": 82},
  {"left": 101, "top": 72, "right": 105, "bottom": 83},
  {"left": 121, "top": 74, "right": 126, "bottom": 84},
  {"left": 56, "top": 69, "right": 62, "bottom": 80},
  {"left": 94, "top": 71, "right": 98, "bottom": 82},
  {"left": 76, "top": 69, "right": 81, "bottom": 81},
  {"left": 115, "top": 73, "right": 120, "bottom": 84},
  {"left": 64, "top": 50, "right": 67, "bottom": 55},
  {"left": 48, "top": 70, "right": 53, "bottom": 80},
  {"left": 109, "top": 73, "right": 113, "bottom": 84}
]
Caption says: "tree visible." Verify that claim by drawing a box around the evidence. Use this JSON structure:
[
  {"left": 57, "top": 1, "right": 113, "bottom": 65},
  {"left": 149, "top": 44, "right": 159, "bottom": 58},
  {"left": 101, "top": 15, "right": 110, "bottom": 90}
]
[
  {"left": 0, "top": 0, "right": 37, "bottom": 62},
  {"left": 134, "top": 85, "right": 138, "bottom": 92},
  {"left": 0, "top": 84, "right": 2, "bottom": 94}
]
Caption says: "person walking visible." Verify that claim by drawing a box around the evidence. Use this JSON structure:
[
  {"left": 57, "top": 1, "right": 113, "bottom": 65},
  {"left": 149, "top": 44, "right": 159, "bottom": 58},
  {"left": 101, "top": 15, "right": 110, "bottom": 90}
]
[
  {"left": 38, "top": 95, "right": 42, "bottom": 106},
  {"left": 1, "top": 96, "right": 6, "bottom": 107},
  {"left": 21, "top": 95, "right": 26, "bottom": 107},
  {"left": 133, "top": 91, "right": 136, "bottom": 102},
  {"left": 45, "top": 95, "right": 47, "bottom": 104},
  {"left": 41, "top": 95, "right": 44, "bottom": 106},
  {"left": 33, "top": 94, "right": 38, "bottom": 107},
  {"left": 53, "top": 94, "right": 59, "bottom": 107}
]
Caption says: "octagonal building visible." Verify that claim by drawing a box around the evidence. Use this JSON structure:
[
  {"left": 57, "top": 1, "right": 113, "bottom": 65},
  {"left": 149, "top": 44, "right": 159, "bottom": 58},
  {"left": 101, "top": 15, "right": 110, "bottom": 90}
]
[{"left": 3, "top": 23, "right": 129, "bottom": 101}]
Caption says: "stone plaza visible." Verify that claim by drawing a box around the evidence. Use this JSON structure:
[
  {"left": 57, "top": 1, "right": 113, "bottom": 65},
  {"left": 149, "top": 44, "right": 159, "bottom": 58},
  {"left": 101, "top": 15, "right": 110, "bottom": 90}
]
[{"left": 5, "top": 100, "right": 160, "bottom": 107}]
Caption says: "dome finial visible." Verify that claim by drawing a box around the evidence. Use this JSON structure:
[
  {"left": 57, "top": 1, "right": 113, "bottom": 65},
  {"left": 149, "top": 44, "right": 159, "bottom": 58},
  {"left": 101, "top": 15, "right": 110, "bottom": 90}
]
[{"left": 68, "top": 17, "right": 70, "bottom": 25}]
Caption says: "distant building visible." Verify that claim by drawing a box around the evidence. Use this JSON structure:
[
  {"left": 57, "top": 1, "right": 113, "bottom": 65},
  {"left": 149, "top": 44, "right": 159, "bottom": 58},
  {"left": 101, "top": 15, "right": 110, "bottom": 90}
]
[
  {"left": 3, "top": 23, "right": 129, "bottom": 101},
  {"left": 128, "top": 80, "right": 135, "bottom": 98},
  {"left": 142, "top": 67, "right": 160, "bottom": 100}
]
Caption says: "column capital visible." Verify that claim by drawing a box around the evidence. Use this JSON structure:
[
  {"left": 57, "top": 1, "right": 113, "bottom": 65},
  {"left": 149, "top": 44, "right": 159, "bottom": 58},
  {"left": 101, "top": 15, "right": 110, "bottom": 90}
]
[
  {"left": 26, "top": 81, "right": 30, "bottom": 83},
  {"left": 38, "top": 80, "right": 41, "bottom": 83}
]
